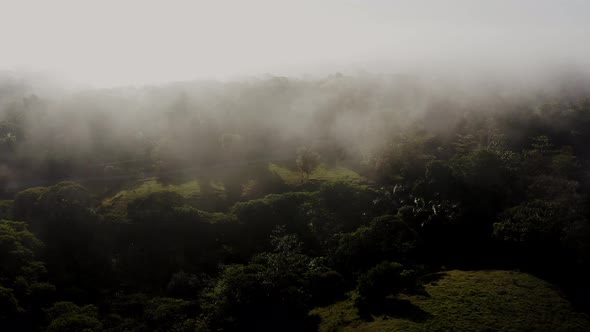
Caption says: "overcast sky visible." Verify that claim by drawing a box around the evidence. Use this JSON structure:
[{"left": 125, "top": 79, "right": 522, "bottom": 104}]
[{"left": 1, "top": 0, "right": 589, "bottom": 87}]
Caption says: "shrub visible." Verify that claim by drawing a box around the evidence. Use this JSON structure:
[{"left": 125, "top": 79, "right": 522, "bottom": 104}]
[
  {"left": 304, "top": 268, "right": 346, "bottom": 306},
  {"left": 354, "top": 261, "right": 416, "bottom": 312},
  {"left": 127, "top": 191, "right": 185, "bottom": 224},
  {"left": 13, "top": 187, "right": 47, "bottom": 221},
  {"left": 0, "top": 200, "right": 13, "bottom": 220},
  {"left": 44, "top": 302, "right": 102, "bottom": 332},
  {"left": 0, "top": 286, "right": 19, "bottom": 322}
]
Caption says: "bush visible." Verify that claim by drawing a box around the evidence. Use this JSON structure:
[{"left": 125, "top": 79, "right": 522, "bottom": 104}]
[
  {"left": 144, "top": 297, "right": 197, "bottom": 332},
  {"left": 304, "top": 268, "right": 346, "bottom": 306},
  {"left": 0, "top": 200, "right": 13, "bottom": 220},
  {"left": 207, "top": 258, "right": 312, "bottom": 331},
  {"left": 355, "top": 261, "right": 416, "bottom": 312},
  {"left": 46, "top": 314, "right": 102, "bottom": 332},
  {"left": 330, "top": 216, "right": 418, "bottom": 275},
  {"left": 296, "top": 147, "right": 321, "bottom": 180},
  {"left": 0, "top": 286, "right": 19, "bottom": 323},
  {"left": 166, "top": 271, "right": 209, "bottom": 299},
  {"left": 13, "top": 187, "right": 47, "bottom": 221},
  {"left": 230, "top": 192, "right": 314, "bottom": 254},
  {"left": 44, "top": 302, "right": 102, "bottom": 332},
  {"left": 127, "top": 191, "right": 185, "bottom": 224}
]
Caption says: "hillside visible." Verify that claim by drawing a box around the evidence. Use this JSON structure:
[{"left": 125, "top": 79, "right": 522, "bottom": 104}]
[
  {"left": 4, "top": 73, "right": 590, "bottom": 331},
  {"left": 100, "top": 177, "right": 204, "bottom": 220},
  {"left": 268, "top": 163, "right": 364, "bottom": 185},
  {"left": 311, "top": 270, "right": 590, "bottom": 332},
  {"left": 99, "top": 163, "right": 365, "bottom": 220}
]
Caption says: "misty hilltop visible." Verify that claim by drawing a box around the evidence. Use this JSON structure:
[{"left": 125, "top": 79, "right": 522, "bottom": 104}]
[
  {"left": 2, "top": 1, "right": 590, "bottom": 330},
  {"left": 2, "top": 69, "right": 590, "bottom": 192}
]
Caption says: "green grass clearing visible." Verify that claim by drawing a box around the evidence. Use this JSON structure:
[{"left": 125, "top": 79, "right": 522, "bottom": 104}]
[
  {"left": 311, "top": 270, "right": 590, "bottom": 332},
  {"left": 268, "top": 163, "right": 364, "bottom": 185},
  {"left": 101, "top": 178, "right": 201, "bottom": 219}
]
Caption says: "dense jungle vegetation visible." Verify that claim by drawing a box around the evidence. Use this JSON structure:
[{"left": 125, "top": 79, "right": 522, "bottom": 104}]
[{"left": 1, "top": 74, "right": 590, "bottom": 331}]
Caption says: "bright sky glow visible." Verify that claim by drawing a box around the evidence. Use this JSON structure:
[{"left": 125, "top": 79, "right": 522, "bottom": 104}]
[{"left": 1, "top": 0, "right": 589, "bottom": 87}]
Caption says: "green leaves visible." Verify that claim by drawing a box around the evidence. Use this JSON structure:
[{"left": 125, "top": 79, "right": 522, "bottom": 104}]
[
  {"left": 0, "top": 220, "right": 44, "bottom": 281},
  {"left": 44, "top": 302, "right": 102, "bottom": 332},
  {"left": 493, "top": 199, "right": 584, "bottom": 243},
  {"left": 296, "top": 147, "right": 321, "bottom": 181},
  {"left": 331, "top": 216, "right": 418, "bottom": 275},
  {"left": 354, "top": 261, "right": 416, "bottom": 313},
  {"left": 0, "top": 286, "right": 20, "bottom": 322}
]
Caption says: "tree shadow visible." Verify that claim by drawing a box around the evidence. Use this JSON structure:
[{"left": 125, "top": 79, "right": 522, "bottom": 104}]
[
  {"left": 421, "top": 272, "right": 448, "bottom": 284},
  {"left": 405, "top": 283, "right": 431, "bottom": 297},
  {"left": 359, "top": 298, "right": 431, "bottom": 323},
  {"left": 301, "top": 313, "right": 322, "bottom": 332}
]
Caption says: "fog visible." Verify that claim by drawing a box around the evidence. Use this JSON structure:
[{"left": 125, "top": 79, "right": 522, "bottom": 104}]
[
  {"left": 1, "top": 0, "right": 589, "bottom": 87},
  {"left": 4, "top": 4, "right": 590, "bottom": 329},
  {"left": 1, "top": 0, "right": 590, "bottom": 191}
]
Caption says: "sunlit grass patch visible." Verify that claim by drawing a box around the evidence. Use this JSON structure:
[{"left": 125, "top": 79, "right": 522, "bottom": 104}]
[
  {"left": 101, "top": 178, "right": 202, "bottom": 219},
  {"left": 209, "top": 180, "right": 225, "bottom": 191},
  {"left": 268, "top": 163, "right": 364, "bottom": 185},
  {"left": 311, "top": 270, "right": 590, "bottom": 332}
]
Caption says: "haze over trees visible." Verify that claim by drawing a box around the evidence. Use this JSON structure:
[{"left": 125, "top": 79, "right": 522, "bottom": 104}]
[
  {"left": 2, "top": 0, "right": 590, "bottom": 329},
  {"left": 1, "top": 71, "right": 590, "bottom": 331}
]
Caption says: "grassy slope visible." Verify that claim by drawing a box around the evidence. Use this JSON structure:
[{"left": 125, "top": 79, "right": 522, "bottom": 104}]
[
  {"left": 101, "top": 178, "right": 202, "bottom": 219},
  {"left": 268, "top": 163, "right": 364, "bottom": 185},
  {"left": 311, "top": 270, "right": 590, "bottom": 332},
  {"left": 101, "top": 163, "right": 364, "bottom": 218}
]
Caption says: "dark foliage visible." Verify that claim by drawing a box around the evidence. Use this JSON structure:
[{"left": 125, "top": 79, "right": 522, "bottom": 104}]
[{"left": 2, "top": 84, "right": 590, "bottom": 330}]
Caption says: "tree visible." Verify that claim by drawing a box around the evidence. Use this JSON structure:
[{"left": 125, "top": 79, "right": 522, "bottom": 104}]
[
  {"left": 0, "top": 200, "right": 14, "bottom": 220},
  {"left": 493, "top": 199, "right": 582, "bottom": 244},
  {"left": 44, "top": 302, "right": 102, "bottom": 332},
  {"left": 15, "top": 183, "right": 111, "bottom": 295},
  {"left": 370, "top": 130, "right": 436, "bottom": 184},
  {"left": 13, "top": 187, "right": 48, "bottom": 222},
  {"left": 127, "top": 191, "right": 185, "bottom": 224},
  {"left": 330, "top": 216, "right": 418, "bottom": 276},
  {"left": 0, "top": 220, "right": 44, "bottom": 281},
  {"left": 166, "top": 271, "right": 209, "bottom": 299},
  {"left": 143, "top": 297, "right": 198, "bottom": 332},
  {"left": 354, "top": 261, "right": 416, "bottom": 313},
  {"left": 296, "top": 147, "right": 320, "bottom": 182},
  {"left": 230, "top": 192, "right": 314, "bottom": 256},
  {"left": 0, "top": 220, "right": 53, "bottom": 329},
  {"left": 35, "top": 182, "right": 94, "bottom": 224},
  {"left": 206, "top": 230, "right": 314, "bottom": 331},
  {"left": 303, "top": 265, "right": 346, "bottom": 306},
  {"left": 0, "top": 286, "right": 20, "bottom": 327},
  {"left": 0, "top": 121, "right": 18, "bottom": 155}
]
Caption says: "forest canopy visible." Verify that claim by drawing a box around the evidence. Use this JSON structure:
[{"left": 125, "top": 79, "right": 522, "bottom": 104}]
[{"left": 1, "top": 72, "right": 590, "bottom": 331}]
